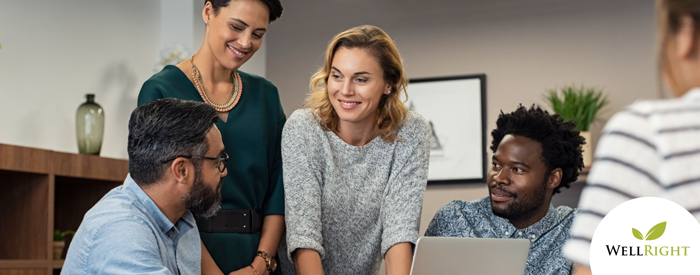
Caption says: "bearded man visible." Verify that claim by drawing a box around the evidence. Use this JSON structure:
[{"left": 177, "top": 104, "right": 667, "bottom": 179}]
[
  {"left": 425, "top": 105, "right": 585, "bottom": 275},
  {"left": 63, "top": 98, "right": 228, "bottom": 275}
]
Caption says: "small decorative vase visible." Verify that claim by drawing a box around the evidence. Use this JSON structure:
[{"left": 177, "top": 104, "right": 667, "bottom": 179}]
[
  {"left": 53, "top": 241, "right": 65, "bottom": 260},
  {"left": 76, "top": 94, "right": 105, "bottom": 155},
  {"left": 580, "top": 131, "right": 593, "bottom": 167}
]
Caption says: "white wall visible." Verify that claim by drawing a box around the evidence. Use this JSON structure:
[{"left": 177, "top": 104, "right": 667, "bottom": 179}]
[
  {"left": 0, "top": 0, "right": 160, "bottom": 159},
  {"left": 163, "top": 0, "right": 195, "bottom": 52},
  {"left": 265, "top": 0, "right": 657, "bottom": 234}
]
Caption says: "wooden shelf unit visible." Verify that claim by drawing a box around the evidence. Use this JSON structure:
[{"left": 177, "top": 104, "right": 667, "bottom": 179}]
[{"left": 0, "top": 144, "right": 128, "bottom": 275}]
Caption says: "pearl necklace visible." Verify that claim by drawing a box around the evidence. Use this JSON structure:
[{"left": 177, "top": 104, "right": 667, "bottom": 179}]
[{"left": 190, "top": 54, "right": 242, "bottom": 112}]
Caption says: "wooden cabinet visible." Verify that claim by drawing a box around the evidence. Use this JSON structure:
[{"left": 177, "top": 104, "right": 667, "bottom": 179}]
[{"left": 0, "top": 144, "right": 128, "bottom": 275}]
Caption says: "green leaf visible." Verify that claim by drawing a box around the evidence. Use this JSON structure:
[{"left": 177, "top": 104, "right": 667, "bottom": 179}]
[
  {"left": 61, "top": 230, "right": 76, "bottom": 238},
  {"left": 542, "top": 85, "right": 609, "bottom": 131},
  {"left": 645, "top": 222, "right": 667, "bottom": 240},
  {"left": 632, "top": 228, "right": 644, "bottom": 240},
  {"left": 53, "top": 230, "right": 63, "bottom": 241}
]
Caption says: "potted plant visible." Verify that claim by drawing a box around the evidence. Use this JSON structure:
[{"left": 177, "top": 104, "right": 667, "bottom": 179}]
[
  {"left": 543, "top": 85, "right": 609, "bottom": 167},
  {"left": 53, "top": 230, "right": 75, "bottom": 260}
]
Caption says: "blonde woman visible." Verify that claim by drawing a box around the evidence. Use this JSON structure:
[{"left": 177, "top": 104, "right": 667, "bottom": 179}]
[
  {"left": 564, "top": 0, "right": 700, "bottom": 274},
  {"left": 280, "top": 25, "right": 431, "bottom": 275}
]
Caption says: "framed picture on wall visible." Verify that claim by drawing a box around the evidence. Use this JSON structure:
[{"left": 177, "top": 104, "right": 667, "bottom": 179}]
[{"left": 405, "top": 74, "right": 487, "bottom": 184}]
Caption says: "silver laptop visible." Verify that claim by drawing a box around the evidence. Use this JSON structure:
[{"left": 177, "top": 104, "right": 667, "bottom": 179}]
[{"left": 410, "top": 237, "right": 530, "bottom": 275}]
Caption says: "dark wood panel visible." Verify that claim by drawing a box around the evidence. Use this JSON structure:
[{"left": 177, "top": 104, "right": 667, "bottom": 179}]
[
  {"left": 51, "top": 152, "right": 128, "bottom": 182},
  {"left": 46, "top": 177, "right": 54, "bottom": 262},
  {"left": 0, "top": 172, "right": 48, "bottom": 260},
  {"left": 0, "top": 144, "right": 51, "bottom": 175},
  {"left": 50, "top": 260, "right": 62, "bottom": 269},
  {"left": 0, "top": 269, "right": 47, "bottom": 275},
  {"left": 0, "top": 260, "right": 48, "bottom": 269}
]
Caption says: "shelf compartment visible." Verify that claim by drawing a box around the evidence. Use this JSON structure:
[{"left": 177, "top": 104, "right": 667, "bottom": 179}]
[
  {"left": 54, "top": 177, "right": 121, "bottom": 239},
  {"left": 0, "top": 171, "right": 49, "bottom": 260}
]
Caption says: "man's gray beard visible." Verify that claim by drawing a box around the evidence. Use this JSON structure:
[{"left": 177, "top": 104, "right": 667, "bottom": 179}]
[{"left": 184, "top": 172, "right": 223, "bottom": 218}]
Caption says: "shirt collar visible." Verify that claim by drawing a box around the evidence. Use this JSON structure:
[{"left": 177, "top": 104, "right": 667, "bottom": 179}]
[
  {"left": 478, "top": 197, "right": 559, "bottom": 240},
  {"left": 123, "top": 174, "right": 181, "bottom": 234},
  {"left": 518, "top": 204, "right": 557, "bottom": 237}
]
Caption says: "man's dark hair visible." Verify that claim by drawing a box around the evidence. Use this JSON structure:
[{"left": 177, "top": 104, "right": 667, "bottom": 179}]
[
  {"left": 207, "top": 0, "right": 283, "bottom": 23},
  {"left": 490, "top": 104, "right": 585, "bottom": 195},
  {"left": 128, "top": 98, "right": 219, "bottom": 185}
]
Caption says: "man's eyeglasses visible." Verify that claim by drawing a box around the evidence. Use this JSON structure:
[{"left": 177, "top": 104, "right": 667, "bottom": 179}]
[{"left": 161, "top": 152, "right": 229, "bottom": 173}]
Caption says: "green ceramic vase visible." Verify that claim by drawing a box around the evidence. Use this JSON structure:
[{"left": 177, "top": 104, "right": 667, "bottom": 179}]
[{"left": 75, "top": 94, "right": 104, "bottom": 155}]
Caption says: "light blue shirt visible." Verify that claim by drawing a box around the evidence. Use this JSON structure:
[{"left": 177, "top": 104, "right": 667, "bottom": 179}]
[{"left": 62, "top": 174, "right": 201, "bottom": 275}]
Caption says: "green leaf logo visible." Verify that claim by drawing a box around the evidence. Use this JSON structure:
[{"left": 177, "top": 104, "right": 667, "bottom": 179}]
[
  {"left": 632, "top": 228, "right": 644, "bottom": 240},
  {"left": 645, "top": 222, "right": 667, "bottom": 241},
  {"left": 632, "top": 222, "right": 667, "bottom": 241}
]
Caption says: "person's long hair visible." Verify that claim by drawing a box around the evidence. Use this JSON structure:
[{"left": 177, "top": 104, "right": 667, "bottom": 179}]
[
  {"left": 658, "top": 0, "right": 700, "bottom": 95},
  {"left": 304, "top": 25, "right": 409, "bottom": 143}
]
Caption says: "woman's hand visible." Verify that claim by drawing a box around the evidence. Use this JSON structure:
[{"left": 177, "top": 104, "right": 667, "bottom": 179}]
[
  {"left": 573, "top": 264, "right": 592, "bottom": 275},
  {"left": 228, "top": 257, "right": 268, "bottom": 275},
  {"left": 227, "top": 267, "right": 251, "bottom": 275},
  {"left": 201, "top": 241, "right": 224, "bottom": 275}
]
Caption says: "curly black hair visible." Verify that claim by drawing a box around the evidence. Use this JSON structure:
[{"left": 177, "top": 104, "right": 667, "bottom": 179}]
[{"left": 490, "top": 104, "right": 585, "bottom": 195}]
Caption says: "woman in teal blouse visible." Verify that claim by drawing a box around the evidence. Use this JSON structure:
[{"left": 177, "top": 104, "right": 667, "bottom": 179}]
[{"left": 137, "top": 1, "right": 284, "bottom": 274}]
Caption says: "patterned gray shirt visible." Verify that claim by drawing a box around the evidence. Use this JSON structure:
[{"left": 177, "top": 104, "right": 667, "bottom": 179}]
[{"left": 425, "top": 197, "right": 577, "bottom": 275}]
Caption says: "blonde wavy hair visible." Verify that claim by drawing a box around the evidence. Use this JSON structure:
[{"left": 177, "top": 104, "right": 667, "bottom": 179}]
[{"left": 304, "top": 25, "right": 409, "bottom": 143}]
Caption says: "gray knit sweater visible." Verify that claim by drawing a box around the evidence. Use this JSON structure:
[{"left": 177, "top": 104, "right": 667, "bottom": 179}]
[{"left": 279, "top": 109, "right": 430, "bottom": 275}]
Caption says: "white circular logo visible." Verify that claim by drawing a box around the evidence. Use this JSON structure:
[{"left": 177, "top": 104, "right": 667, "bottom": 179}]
[{"left": 590, "top": 197, "right": 700, "bottom": 274}]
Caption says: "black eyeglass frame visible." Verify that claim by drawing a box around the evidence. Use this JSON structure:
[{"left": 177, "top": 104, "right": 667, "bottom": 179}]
[{"left": 160, "top": 152, "right": 229, "bottom": 173}]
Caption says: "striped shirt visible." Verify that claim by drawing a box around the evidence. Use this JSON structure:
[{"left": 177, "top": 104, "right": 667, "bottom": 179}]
[{"left": 562, "top": 88, "right": 700, "bottom": 266}]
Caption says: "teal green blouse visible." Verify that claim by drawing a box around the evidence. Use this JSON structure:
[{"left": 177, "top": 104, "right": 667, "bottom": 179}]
[{"left": 138, "top": 65, "right": 285, "bottom": 274}]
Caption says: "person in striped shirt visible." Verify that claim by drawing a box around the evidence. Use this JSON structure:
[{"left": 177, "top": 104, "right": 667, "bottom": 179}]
[{"left": 563, "top": 1, "right": 700, "bottom": 274}]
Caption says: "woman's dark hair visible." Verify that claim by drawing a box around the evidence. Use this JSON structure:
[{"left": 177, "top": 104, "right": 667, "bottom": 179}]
[
  {"left": 207, "top": 0, "right": 283, "bottom": 22},
  {"left": 128, "top": 98, "right": 219, "bottom": 185},
  {"left": 490, "top": 104, "right": 585, "bottom": 195}
]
